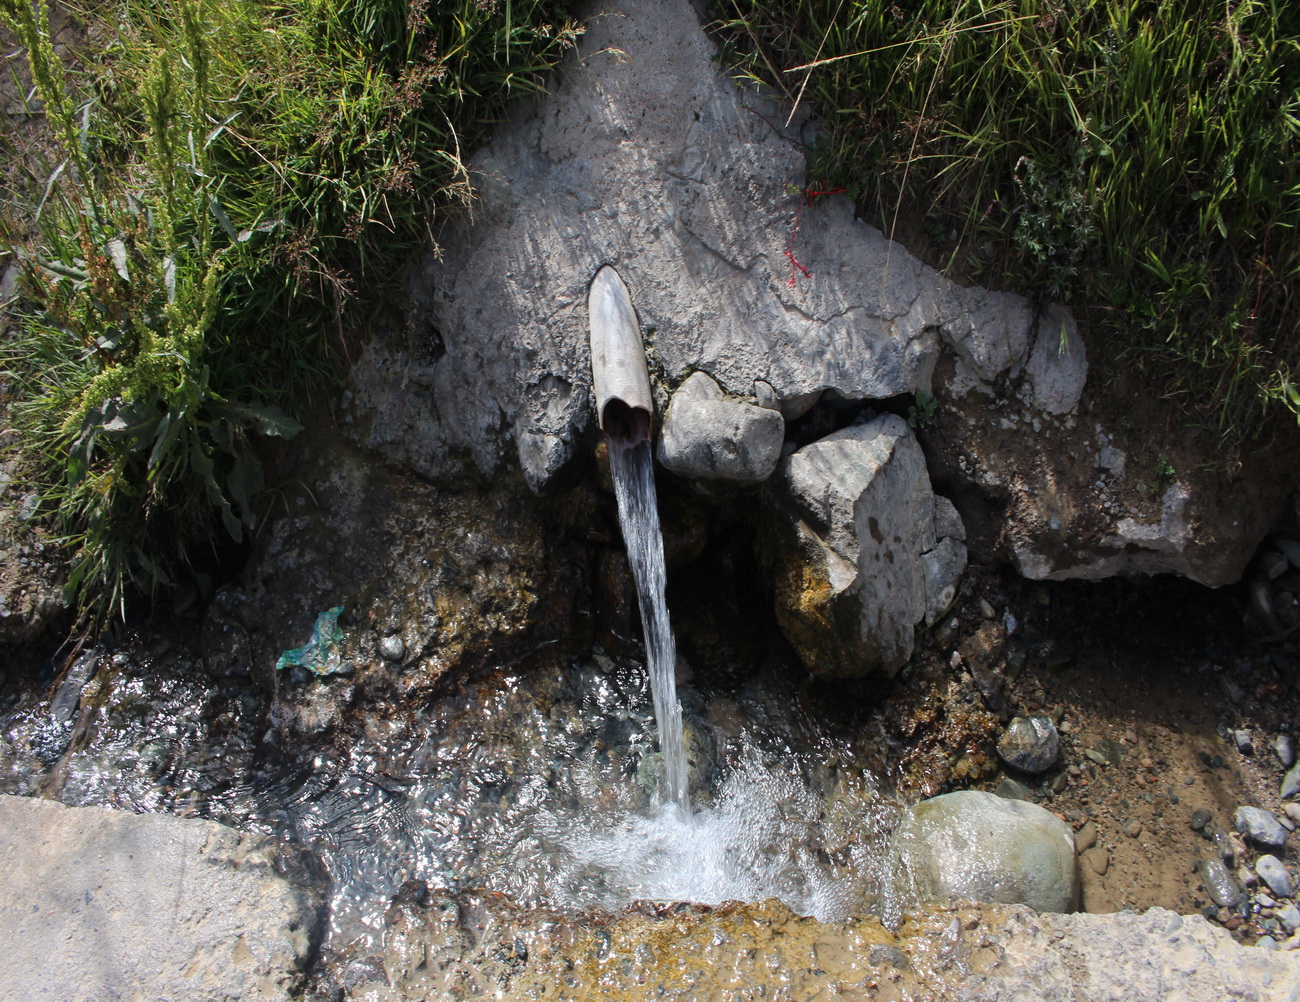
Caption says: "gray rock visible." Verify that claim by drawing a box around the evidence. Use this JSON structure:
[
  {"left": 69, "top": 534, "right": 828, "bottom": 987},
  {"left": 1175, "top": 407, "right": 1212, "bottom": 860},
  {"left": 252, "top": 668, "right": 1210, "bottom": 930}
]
[
  {"left": 1024, "top": 304, "right": 1087, "bottom": 415},
  {"left": 1235, "top": 806, "right": 1288, "bottom": 850},
  {"left": 888, "top": 790, "right": 1078, "bottom": 916},
  {"left": 1255, "top": 855, "right": 1293, "bottom": 899},
  {"left": 994, "top": 777, "right": 1032, "bottom": 801},
  {"left": 767, "top": 415, "right": 965, "bottom": 677},
  {"left": 1284, "top": 764, "right": 1300, "bottom": 801},
  {"left": 1275, "top": 536, "right": 1300, "bottom": 571},
  {"left": 1232, "top": 729, "right": 1253, "bottom": 755},
  {"left": 0, "top": 795, "right": 322, "bottom": 1001},
  {"left": 1190, "top": 807, "right": 1212, "bottom": 831},
  {"left": 1276, "top": 734, "right": 1297, "bottom": 769},
  {"left": 379, "top": 635, "right": 405, "bottom": 662},
  {"left": 1200, "top": 857, "right": 1244, "bottom": 908},
  {"left": 658, "top": 372, "right": 785, "bottom": 482},
  {"left": 1280, "top": 903, "right": 1300, "bottom": 935},
  {"left": 997, "top": 715, "right": 1061, "bottom": 773}
]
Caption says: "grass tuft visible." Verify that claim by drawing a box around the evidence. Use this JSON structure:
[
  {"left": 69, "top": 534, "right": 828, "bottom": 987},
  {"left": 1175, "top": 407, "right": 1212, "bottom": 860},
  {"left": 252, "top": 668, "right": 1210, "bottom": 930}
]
[
  {"left": 716, "top": 0, "right": 1300, "bottom": 444},
  {"left": 1, "top": 0, "right": 581, "bottom": 628}
]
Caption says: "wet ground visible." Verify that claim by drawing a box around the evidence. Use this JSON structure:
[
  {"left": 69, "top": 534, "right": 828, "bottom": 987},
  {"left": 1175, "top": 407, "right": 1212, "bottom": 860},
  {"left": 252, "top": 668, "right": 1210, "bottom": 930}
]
[{"left": 1, "top": 556, "right": 1296, "bottom": 957}]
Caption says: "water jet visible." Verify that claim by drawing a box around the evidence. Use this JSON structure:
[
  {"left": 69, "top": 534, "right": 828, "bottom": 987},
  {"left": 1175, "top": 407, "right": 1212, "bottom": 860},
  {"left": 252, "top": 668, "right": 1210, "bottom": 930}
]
[{"left": 587, "top": 265, "right": 688, "bottom": 809}]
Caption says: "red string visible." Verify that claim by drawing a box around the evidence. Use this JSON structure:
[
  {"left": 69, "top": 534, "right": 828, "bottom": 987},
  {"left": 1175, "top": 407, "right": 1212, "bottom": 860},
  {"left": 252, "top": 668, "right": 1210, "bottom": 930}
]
[{"left": 785, "top": 185, "right": 847, "bottom": 287}]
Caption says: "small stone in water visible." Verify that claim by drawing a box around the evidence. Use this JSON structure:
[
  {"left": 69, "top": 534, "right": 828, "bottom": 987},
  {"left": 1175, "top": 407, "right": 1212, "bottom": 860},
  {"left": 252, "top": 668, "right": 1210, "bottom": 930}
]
[
  {"left": 997, "top": 716, "right": 1060, "bottom": 773},
  {"left": 1256, "top": 855, "right": 1293, "bottom": 899},
  {"left": 994, "top": 777, "right": 1031, "bottom": 801},
  {"left": 379, "top": 635, "right": 405, "bottom": 662}
]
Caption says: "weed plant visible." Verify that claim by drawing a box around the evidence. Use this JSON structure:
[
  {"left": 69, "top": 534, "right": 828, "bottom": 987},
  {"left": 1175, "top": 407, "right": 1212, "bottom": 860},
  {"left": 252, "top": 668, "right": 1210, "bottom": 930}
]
[
  {"left": 718, "top": 0, "right": 1300, "bottom": 443},
  {"left": 0, "top": 0, "right": 580, "bottom": 626}
]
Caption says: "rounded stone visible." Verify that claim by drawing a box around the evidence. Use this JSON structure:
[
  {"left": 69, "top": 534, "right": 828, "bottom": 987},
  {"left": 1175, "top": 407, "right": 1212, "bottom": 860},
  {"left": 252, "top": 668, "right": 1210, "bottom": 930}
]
[
  {"left": 889, "top": 790, "right": 1078, "bottom": 914},
  {"left": 1256, "top": 855, "right": 1293, "bottom": 899},
  {"left": 996, "top": 715, "right": 1061, "bottom": 773},
  {"left": 379, "top": 635, "right": 405, "bottom": 662},
  {"left": 1200, "top": 857, "right": 1244, "bottom": 908}
]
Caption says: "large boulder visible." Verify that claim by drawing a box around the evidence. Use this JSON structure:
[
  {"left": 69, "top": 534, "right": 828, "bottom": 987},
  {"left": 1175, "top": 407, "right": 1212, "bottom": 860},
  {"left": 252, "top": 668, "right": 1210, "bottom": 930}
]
[
  {"left": 887, "top": 790, "right": 1079, "bottom": 917},
  {"left": 766, "top": 414, "right": 966, "bottom": 678},
  {"left": 0, "top": 795, "right": 324, "bottom": 1001}
]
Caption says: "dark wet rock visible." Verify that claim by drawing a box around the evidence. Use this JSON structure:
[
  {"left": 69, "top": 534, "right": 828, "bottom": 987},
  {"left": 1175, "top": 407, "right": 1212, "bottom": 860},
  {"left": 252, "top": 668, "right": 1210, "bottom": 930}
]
[
  {"left": 658, "top": 372, "right": 785, "bottom": 483},
  {"left": 379, "top": 635, "right": 405, "bottom": 663},
  {"left": 1190, "top": 808, "right": 1212, "bottom": 832},
  {"left": 1256, "top": 855, "right": 1293, "bottom": 899},
  {"left": 1235, "top": 806, "right": 1288, "bottom": 851},
  {"left": 1200, "top": 857, "right": 1244, "bottom": 908},
  {"left": 0, "top": 796, "right": 323, "bottom": 1000},
  {"left": 1232, "top": 729, "right": 1253, "bottom": 755},
  {"left": 765, "top": 415, "right": 966, "bottom": 678},
  {"left": 997, "top": 715, "right": 1061, "bottom": 773},
  {"left": 888, "top": 790, "right": 1077, "bottom": 914}
]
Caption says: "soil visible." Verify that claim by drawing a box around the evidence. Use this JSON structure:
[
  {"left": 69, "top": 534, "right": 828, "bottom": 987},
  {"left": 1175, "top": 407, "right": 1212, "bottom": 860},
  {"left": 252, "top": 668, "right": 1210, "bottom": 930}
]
[{"left": 871, "top": 562, "right": 1298, "bottom": 941}]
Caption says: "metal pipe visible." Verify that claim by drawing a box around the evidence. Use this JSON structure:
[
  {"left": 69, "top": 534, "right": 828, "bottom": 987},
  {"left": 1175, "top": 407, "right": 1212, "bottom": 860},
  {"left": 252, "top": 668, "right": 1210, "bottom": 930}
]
[{"left": 588, "top": 265, "right": 654, "bottom": 446}]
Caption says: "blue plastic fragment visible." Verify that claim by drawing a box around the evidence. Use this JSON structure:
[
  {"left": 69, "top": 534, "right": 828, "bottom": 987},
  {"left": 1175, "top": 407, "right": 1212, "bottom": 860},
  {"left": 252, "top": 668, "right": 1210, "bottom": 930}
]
[{"left": 275, "top": 606, "right": 346, "bottom": 675}]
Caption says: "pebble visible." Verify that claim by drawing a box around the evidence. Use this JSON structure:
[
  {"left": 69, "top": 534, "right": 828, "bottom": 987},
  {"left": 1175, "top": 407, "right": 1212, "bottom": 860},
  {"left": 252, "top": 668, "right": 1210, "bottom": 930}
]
[
  {"left": 1219, "top": 675, "right": 1245, "bottom": 706},
  {"left": 1233, "top": 729, "right": 1254, "bottom": 755},
  {"left": 1075, "top": 821, "right": 1097, "bottom": 852},
  {"left": 379, "top": 635, "right": 405, "bottom": 663},
  {"left": 1125, "top": 819, "right": 1143, "bottom": 838},
  {"left": 1287, "top": 804, "right": 1300, "bottom": 826},
  {"left": 1085, "top": 749, "right": 1109, "bottom": 767},
  {"left": 979, "top": 598, "right": 996, "bottom": 619},
  {"left": 996, "top": 716, "right": 1060, "bottom": 773},
  {"left": 1282, "top": 764, "right": 1300, "bottom": 801},
  {"left": 1276, "top": 734, "right": 1297, "bottom": 769},
  {"left": 1082, "top": 847, "right": 1109, "bottom": 875},
  {"left": 1190, "top": 808, "right": 1212, "bottom": 832},
  {"left": 1200, "top": 858, "right": 1244, "bottom": 908},
  {"left": 1281, "top": 903, "right": 1300, "bottom": 935},
  {"left": 1258, "top": 891, "right": 1278, "bottom": 909},
  {"left": 994, "top": 777, "right": 1031, "bottom": 801},
  {"left": 1256, "top": 855, "right": 1293, "bottom": 898},
  {"left": 1235, "top": 806, "right": 1288, "bottom": 851}
]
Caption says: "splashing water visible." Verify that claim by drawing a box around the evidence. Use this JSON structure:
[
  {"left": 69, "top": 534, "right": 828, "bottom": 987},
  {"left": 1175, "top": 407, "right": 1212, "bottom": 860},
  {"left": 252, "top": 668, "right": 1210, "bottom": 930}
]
[{"left": 607, "top": 437, "right": 688, "bottom": 809}]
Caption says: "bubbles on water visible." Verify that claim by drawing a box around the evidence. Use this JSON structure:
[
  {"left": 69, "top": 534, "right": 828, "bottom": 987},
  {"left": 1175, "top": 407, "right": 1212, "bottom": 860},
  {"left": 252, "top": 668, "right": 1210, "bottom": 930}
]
[{"left": 520, "top": 740, "right": 875, "bottom": 922}]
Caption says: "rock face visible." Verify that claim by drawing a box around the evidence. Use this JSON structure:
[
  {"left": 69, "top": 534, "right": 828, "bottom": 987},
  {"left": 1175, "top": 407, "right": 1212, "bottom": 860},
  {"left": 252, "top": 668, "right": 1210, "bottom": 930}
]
[
  {"left": 0, "top": 795, "right": 323, "bottom": 1001},
  {"left": 658, "top": 372, "right": 784, "bottom": 482},
  {"left": 888, "top": 790, "right": 1078, "bottom": 916},
  {"left": 767, "top": 414, "right": 966, "bottom": 678}
]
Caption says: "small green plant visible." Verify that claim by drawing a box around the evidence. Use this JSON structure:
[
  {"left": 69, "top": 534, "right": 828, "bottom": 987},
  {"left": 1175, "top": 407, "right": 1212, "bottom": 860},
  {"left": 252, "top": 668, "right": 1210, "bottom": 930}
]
[
  {"left": 1155, "top": 452, "right": 1175, "bottom": 479},
  {"left": 907, "top": 389, "right": 938, "bottom": 430},
  {"left": 1, "top": 0, "right": 581, "bottom": 627}
]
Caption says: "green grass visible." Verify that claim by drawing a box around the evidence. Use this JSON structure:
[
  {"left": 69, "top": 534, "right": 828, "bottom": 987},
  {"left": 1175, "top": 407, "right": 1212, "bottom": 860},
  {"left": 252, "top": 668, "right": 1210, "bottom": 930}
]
[
  {"left": 1, "top": 0, "right": 581, "bottom": 627},
  {"left": 716, "top": 0, "right": 1300, "bottom": 442}
]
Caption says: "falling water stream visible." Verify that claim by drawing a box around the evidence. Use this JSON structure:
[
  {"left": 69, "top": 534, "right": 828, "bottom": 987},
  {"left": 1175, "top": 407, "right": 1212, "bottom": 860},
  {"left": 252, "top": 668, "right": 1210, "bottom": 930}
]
[{"left": 607, "top": 437, "right": 689, "bottom": 809}]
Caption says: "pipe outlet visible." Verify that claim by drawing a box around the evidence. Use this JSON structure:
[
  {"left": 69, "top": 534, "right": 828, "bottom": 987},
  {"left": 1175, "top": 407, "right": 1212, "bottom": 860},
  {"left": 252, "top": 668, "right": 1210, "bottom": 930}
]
[{"left": 588, "top": 265, "right": 654, "bottom": 446}]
